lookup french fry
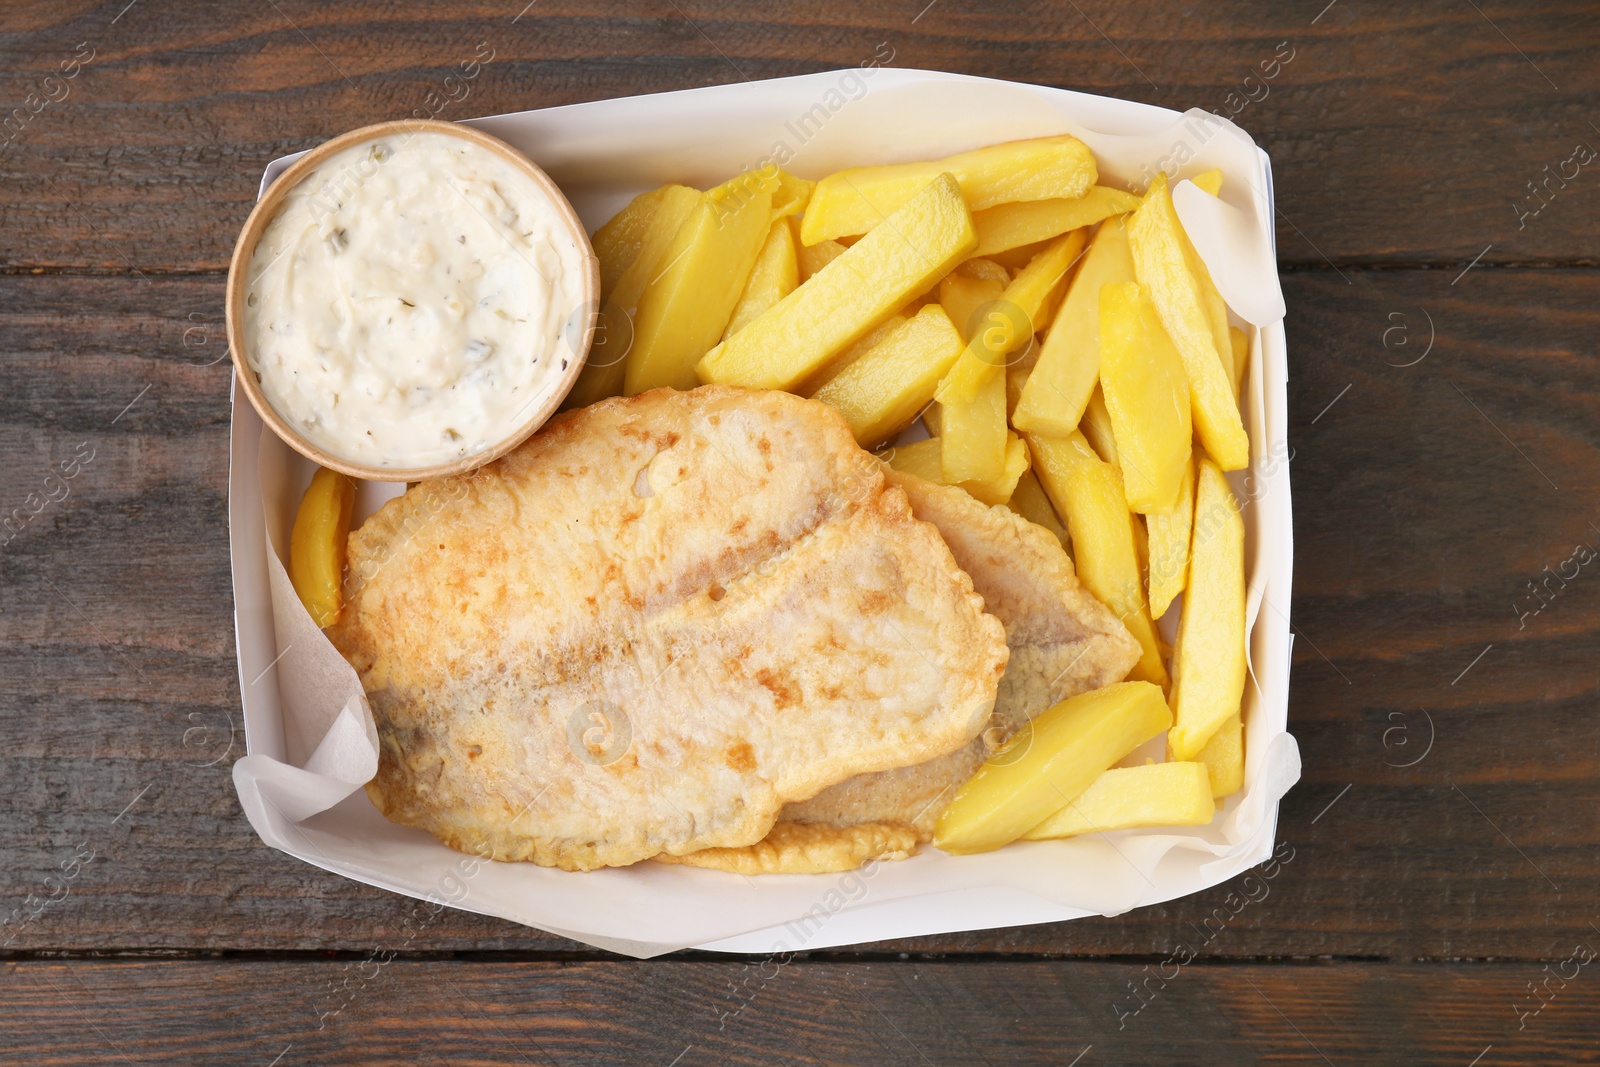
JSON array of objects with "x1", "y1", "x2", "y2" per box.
[
  {"x1": 1033, "y1": 266, "x2": 1074, "y2": 336},
  {"x1": 1133, "y1": 506, "x2": 1149, "y2": 593},
  {"x1": 771, "y1": 169, "x2": 816, "y2": 217},
  {"x1": 978, "y1": 432, "x2": 1030, "y2": 506},
  {"x1": 812, "y1": 311, "x2": 908, "y2": 383},
  {"x1": 1023, "y1": 761, "x2": 1214, "y2": 839},
  {"x1": 1006, "y1": 336, "x2": 1039, "y2": 418},
  {"x1": 881, "y1": 434, "x2": 1028, "y2": 507},
  {"x1": 592, "y1": 184, "x2": 703, "y2": 316},
  {"x1": 941, "y1": 362, "x2": 1008, "y2": 484},
  {"x1": 1191, "y1": 168, "x2": 1223, "y2": 197},
  {"x1": 1197, "y1": 260, "x2": 1235, "y2": 401},
  {"x1": 1011, "y1": 216, "x2": 1137, "y2": 438},
  {"x1": 989, "y1": 238, "x2": 1053, "y2": 272},
  {"x1": 565, "y1": 184, "x2": 701, "y2": 408},
  {"x1": 562, "y1": 311, "x2": 634, "y2": 411},
  {"x1": 933, "y1": 681, "x2": 1173, "y2": 854},
  {"x1": 1229, "y1": 325, "x2": 1250, "y2": 399},
  {"x1": 591, "y1": 184, "x2": 694, "y2": 300},
  {"x1": 940, "y1": 272, "x2": 1005, "y2": 342},
  {"x1": 1079, "y1": 385, "x2": 1120, "y2": 467},
  {"x1": 801, "y1": 135, "x2": 1097, "y2": 244},
  {"x1": 1006, "y1": 468, "x2": 1070, "y2": 549},
  {"x1": 810, "y1": 305, "x2": 965, "y2": 449},
  {"x1": 1145, "y1": 455, "x2": 1194, "y2": 618},
  {"x1": 697, "y1": 173, "x2": 977, "y2": 391},
  {"x1": 935, "y1": 228, "x2": 1088, "y2": 406},
  {"x1": 289, "y1": 466, "x2": 355, "y2": 628},
  {"x1": 1127, "y1": 173, "x2": 1248, "y2": 470},
  {"x1": 1191, "y1": 712, "x2": 1244, "y2": 798},
  {"x1": 881, "y1": 436, "x2": 945, "y2": 482},
  {"x1": 956, "y1": 257, "x2": 1012, "y2": 284},
  {"x1": 1027, "y1": 431, "x2": 1167, "y2": 685},
  {"x1": 1167, "y1": 459, "x2": 1247, "y2": 759},
  {"x1": 1097, "y1": 281, "x2": 1192, "y2": 514},
  {"x1": 796, "y1": 231, "x2": 848, "y2": 281},
  {"x1": 1180, "y1": 171, "x2": 1232, "y2": 402},
  {"x1": 624, "y1": 170, "x2": 778, "y2": 394},
  {"x1": 972, "y1": 185, "x2": 1141, "y2": 256},
  {"x1": 725, "y1": 219, "x2": 799, "y2": 339}
]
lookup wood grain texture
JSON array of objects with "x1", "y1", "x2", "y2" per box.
[
  {"x1": 5, "y1": 958, "x2": 1599, "y2": 1066},
  {"x1": 0, "y1": 0, "x2": 1597, "y2": 270},
  {"x1": 2, "y1": 268, "x2": 1598, "y2": 958}
]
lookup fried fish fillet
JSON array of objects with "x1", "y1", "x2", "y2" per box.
[
  {"x1": 328, "y1": 386, "x2": 1008, "y2": 871},
  {"x1": 657, "y1": 821, "x2": 919, "y2": 875},
  {"x1": 674, "y1": 469, "x2": 1141, "y2": 873}
]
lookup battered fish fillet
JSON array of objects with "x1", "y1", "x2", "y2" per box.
[
  {"x1": 657, "y1": 821, "x2": 919, "y2": 875},
  {"x1": 675, "y1": 469, "x2": 1141, "y2": 873},
  {"x1": 328, "y1": 386, "x2": 1008, "y2": 871}
]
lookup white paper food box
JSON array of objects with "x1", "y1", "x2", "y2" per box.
[{"x1": 229, "y1": 68, "x2": 1299, "y2": 958}]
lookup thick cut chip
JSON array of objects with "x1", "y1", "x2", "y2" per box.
[
  {"x1": 1167, "y1": 458, "x2": 1247, "y2": 759},
  {"x1": 679, "y1": 469, "x2": 1140, "y2": 872},
  {"x1": 289, "y1": 466, "x2": 354, "y2": 628},
  {"x1": 725, "y1": 219, "x2": 799, "y2": 339},
  {"x1": 804, "y1": 312, "x2": 908, "y2": 393},
  {"x1": 1097, "y1": 281, "x2": 1192, "y2": 514},
  {"x1": 1196, "y1": 261, "x2": 1234, "y2": 405},
  {"x1": 1146, "y1": 455, "x2": 1195, "y2": 618},
  {"x1": 936, "y1": 228, "x2": 1087, "y2": 405},
  {"x1": 1127, "y1": 173, "x2": 1248, "y2": 470},
  {"x1": 625, "y1": 171, "x2": 778, "y2": 394},
  {"x1": 934, "y1": 681, "x2": 1172, "y2": 854},
  {"x1": 972, "y1": 185, "x2": 1141, "y2": 256},
  {"x1": 1028, "y1": 431, "x2": 1167, "y2": 686},
  {"x1": 592, "y1": 185, "x2": 685, "y2": 299},
  {"x1": 956, "y1": 256, "x2": 1012, "y2": 284},
  {"x1": 330, "y1": 386, "x2": 1008, "y2": 871},
  {"x1": 1078, "y1": 385, "x2": 1121, "y2": 467},
  {"x1": 882, "y1": 435, "x2": 1027, "y2": 508},
  {"x1": 1229, "y1": 325, "x2": 1250, "y2": 399},
  {"x1": 990, "y1": 238, "x2": 1051, "y2": 272},
  {"x1": 809, "y1": 304, "x2": 966, "y2": 449},
  {"x1": 1191, "y1": 712, "x2": 1244, "y2": 798},
  {"x1": 984, "y1": 432, "x2": 1032, "y2": 506},
  {"x1": 796, "y1": 232, "x2": 848, "y2": 281},
  {"x1": 1007, "y1": 468, "x2": 1070, "y2": 550},
  {"x1": 1012, "y1": 215, "x2": 1138, "y2": 438},
  {"x1": 941, "y1": 365, "x2": 1009, "y2": 485},
  {"x1": 1023, "y1": 761, "x2": 1214, "y2": 839},
  {"x1": 698, "y1": 173, "x2": 977, "y2": 391},
  {"x1": 1191, "y1": 168, "x2": 1223, "y2": 197},
  {"x1": 565, "y1": 184, "x2": 701, "y2": 409},
  {"x1": 771, "y1": 169, "x2": 815, "y2": 217},
  {"x1": 1007, "y1": 336, "x2": 1041, "y2": 418},
  {"x1": 801, "y1": 135, "x2": 1097, "y2": 244},
  {"x1": 940, "y1": 272, "x2": 1006, "y2": 343}
]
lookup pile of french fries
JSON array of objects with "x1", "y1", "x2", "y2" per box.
[{"x1": 568, "y1": 135, "x2": 1253, "y2": 854}]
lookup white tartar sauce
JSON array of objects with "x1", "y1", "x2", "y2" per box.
[{"x1": 244, "y1": 131, "x2": 588, "y2": 470}]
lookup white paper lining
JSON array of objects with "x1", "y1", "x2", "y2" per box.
[{"x1": 228, "y1": 68, "x2": 1298, "y2": 957}]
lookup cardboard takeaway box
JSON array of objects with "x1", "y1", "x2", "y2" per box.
[{"x1": 228, "y1": 68, "x2": 1300, "y2": 958}]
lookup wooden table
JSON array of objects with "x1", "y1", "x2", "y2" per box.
[{"x1": 3, "y1": 1, "x2": 1598, "y2": 1062}]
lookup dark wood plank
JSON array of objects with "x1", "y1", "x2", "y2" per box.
[
  {"x1": 1, "y1": 0, "x2": 1597, "y2": 271},
  {"x1": 5, "y1": 957, "x2": 1597, "y2": 1065},
  {"x1": 3, "y1": 266, "x2": 1599, "y2": 958}
]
